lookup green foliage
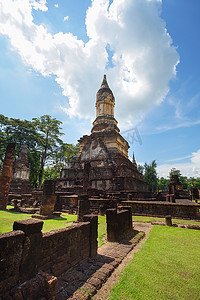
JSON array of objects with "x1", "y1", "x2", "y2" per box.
[
  {"x1": 143, "y1": 160, "x2": 158, "y2": 192},
  {"x1": 97, "y1": 215, "x2": 107, "y2": 247},
  {"x1": 43, "y1": 143, "x2": 80, "y2": 182},
  {"x1": 0, "y1": 114, "x2": 39, "y2": 168},
  {"x1": 168, "y1": 168, "x2": 200, "y2": 190},
  {"x1": 193, "y1": 178, "x2": 200, "y2": 188},
  {"x1": 158, "y1": 177, "x2": 170, "y2": 191},
  {"x1": 43, "y1": 164, "x2": 62, "y2": 181},
  {"x1": 32, "y1": 115, "x2": 64, "y2": 187},
  {"x1": 137, "y1": 164, "x2": 144, "y2": 175},
  {"x1": 110, "y1": 226, "x2": 200, "y2": 300},
  {"x1": 0, "y1": 114, "x2": 79, "y2": 188},
  {"x1": 169, "y1": 167, "x2": 182, "y2": 179}
]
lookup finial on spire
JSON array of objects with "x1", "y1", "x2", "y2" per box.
[
  {"x1": 96, "y1": 74, "x2": 115, "y2": 103},
  {"x1": 100, "y1": 74, "x2": 109, "y2": 89}
]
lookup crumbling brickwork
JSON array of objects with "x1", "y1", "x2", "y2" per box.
[
  {"x1": 0, "y1": 143, "x2": 15, "y2": 210},
  {"x1": 0, "y1": 216, "x2": 98, "y2": 297}
]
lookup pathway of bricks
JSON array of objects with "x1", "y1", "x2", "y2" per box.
[{"x1": 55, "y1": 222, "x2": 153, "y2": 300}]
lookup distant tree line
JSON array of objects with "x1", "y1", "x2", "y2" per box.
[
  {"x1": 0, "y1": 114, "x2": 79, "y2": 188},
  {"x1": 138, "y1": 162, "x2": 200, "y2": 192}
]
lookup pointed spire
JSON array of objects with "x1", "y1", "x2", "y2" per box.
[
  {"x1": 132, "y1": 152, "x2": 137, "y2": 167},
  {"x1": 96, "y1": 74, "x2": 115, "y2": 103},
  {"x1": 100, "y1": 74, "x2": 109, "y2": 89}
]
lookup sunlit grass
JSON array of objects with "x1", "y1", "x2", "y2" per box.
[
  {"x1": 110, "y1": 226, "x2": 200, "y2": 300},
  {"x1": 0, "y1": 209, "x2": 77, "y2": 234},
  {"x1": 97, "y1": 215, "x2": 107, "y2": 247},
  {"x1": 0, "y1": 209, "x2": 107, "y2": 247}
]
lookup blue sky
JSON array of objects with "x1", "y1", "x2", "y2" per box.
[{"x1": 0, "y1": 0, "x2": 200, "y2": 178}]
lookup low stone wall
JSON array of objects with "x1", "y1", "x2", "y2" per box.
[
  {"x1": 0, "y1": 216, "x2": 98, "y2": 296},
  {"x1": 106, "y1": 207, "x2": 132, "y2": 242},
  {"x1": 122, "y1": 200, "x2": 200, "y2": 219}
]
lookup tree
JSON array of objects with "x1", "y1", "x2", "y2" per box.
[
  {"x1": 193, "y1": 178, "x2": 200, "y2": 189},
  {"x1": 158, "y1": 177, "x2": 170, "y2": 191},
  {"x1": 0, "y1": 114, "x2": 79, "y2": 188},
  {"x1": 169, "y1": 168, "x2": 190, "y2": 189},
  {"x1": 143, "y1": 160, "x2": 158, "y2": 192},
  {"x1": 169, "y1": 168, "x2": 182, "y2": 179},
  {"x1": 54, "y1": 143, "x2": 79, "y2": 167},
  {"x1": 32, "y1": 115, "x2": 64, "y2": 188},
  {"x1": 43, "y1": 143, "x2": 79, "y2": 182},
  {"x1": 180, "y1": 176, "x2": 188, "y2": 189},
  {"x1": 0, "y1": 114, "x2": 38, "y2": 168},
  {"x1": 0, "y1": 114, "x2": 41, "y2": 186},
  {"x1": 137, "y1": 164, "x2": 144, "y2": 175}
]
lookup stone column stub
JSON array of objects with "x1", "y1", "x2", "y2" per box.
[{"x1": 0, "y1": 143, "x2": 16, "y2": 210}]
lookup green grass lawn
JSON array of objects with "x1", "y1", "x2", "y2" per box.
[
  {"x1": 0, "y1": 209, "x2": 107, "y2": 247},
  {"x1": 110, "y1": 225, "x2": 200, "y2": 300},
  {"x1": 97, "y1": 215, "x2": 107, "y2": 247},
  {"x1": 133, "y1": 215, "x2": 200, "y2": 226},
  {"x1": 0, "y1": 209, "x2": 77, "y2": 233}
]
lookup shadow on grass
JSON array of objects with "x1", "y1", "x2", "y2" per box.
[
  {"x1": 6, "y1": 209, "x2": 32, "y2": 215},
  {"x1": 6, "y1": 209, "x2": 77, "y2": 222}
]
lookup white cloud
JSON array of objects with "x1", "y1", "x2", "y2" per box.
[
  {"x1": 155, "y1": 119, "x2": 200, "y2": 133},
  {"x1": 30, "y1": 0, "x2": 48, "y2": 11},
  {"x1": 54, "y1": 4, "x2": 58, "y2": 8},
  {"x1": 163, "y1": 155, "x2": 192, "y2": 163},
  {"x1": 157, "y1": 149, "x2": 200, "y2": 178},
  {"x1": 0, "y1": 0, "x2": 179, "y2": 128},
  {"x1": 64, "y1": 15, "x2": 69, "y2": 21}
]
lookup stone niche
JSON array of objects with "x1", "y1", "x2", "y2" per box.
[{"x1": 59, "y1": 75, "x2": 147, "y2": 194}]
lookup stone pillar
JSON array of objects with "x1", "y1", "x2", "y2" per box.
[
  {"x1": 106, "y1": 208, "x2": 117, "y2": 242},
  {"x1": 83, "y1": 162, "x2": 91, "y2": 193},
  {"x1": 39, "y1": 180, "x2": 57, "y2": 217},
  {"x1": 170, "y1": 194, "x2": 175, "y2": 203},
  {"x1": 13, "y1": 219, "x2": 43, "y2": 283},
  {"x1": 0, "y1": 143, "x2": 15, "y2": 210},
  {"x1": 77, "y1": 195, "x2": 90, "y2": 222},
  {"x1": 83, "y1": 215, "x2": 98, "y2": 256},
  {"x1": 99, "y1": 204, "x2": 106, "y2": 216},
  {"x1": 165, "y1": 215, "x2": 172, "y2": 226},
  {"x1": 118, "y1": 206, "x2": 133, "y2": 230}
]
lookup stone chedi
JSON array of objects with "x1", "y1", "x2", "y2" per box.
[
  {"x1": 60, "y1": 75, "x2": 147, "y2": 192},
  {"x1": 9, "y1": 145, "x2": 32, "y2": 194}
]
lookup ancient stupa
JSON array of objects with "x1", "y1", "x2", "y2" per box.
[
  {"x1": 9, "y1": 145, "x2": 32, "y2": 194},
  {"x1": 60, "y1": 75, "x2": 147, "y2": 192}
]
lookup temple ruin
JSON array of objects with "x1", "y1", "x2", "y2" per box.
[
  {"x1": 60, "y1": 75, "x2": 148, "y2": 193},
  {"x1": 9, "y1": 145, "x2": 32, "y2": 194}
]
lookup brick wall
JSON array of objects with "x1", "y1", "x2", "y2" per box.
[
  {"x1": 122, "y1": 200, "x2": 200, "y2": 219},
  {"x1": 0, "y1": 216, "x2": 98, "y2": 296}
]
